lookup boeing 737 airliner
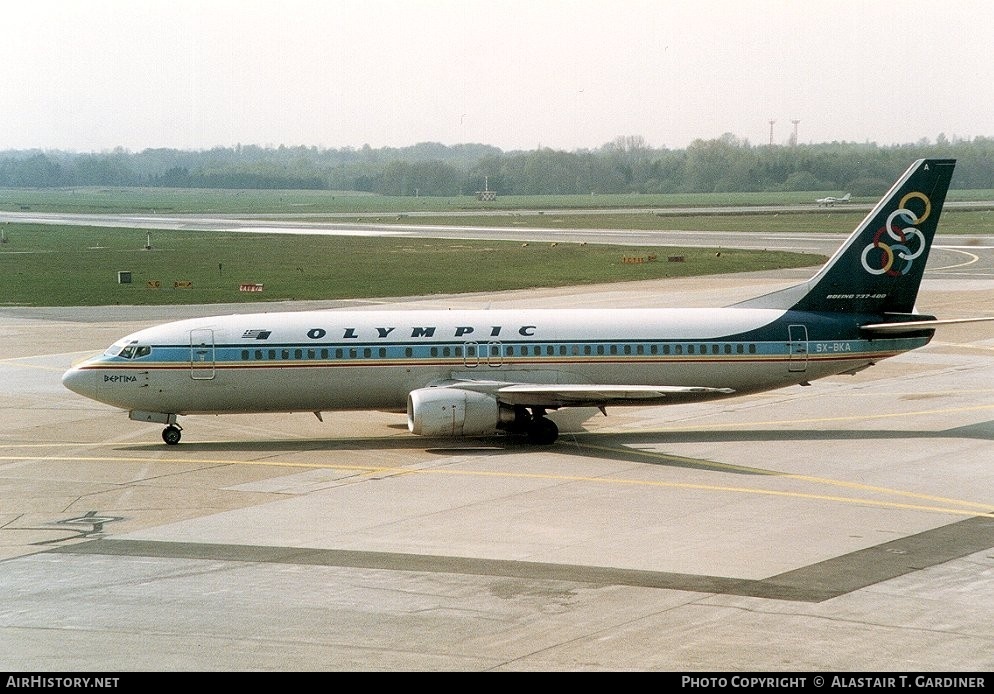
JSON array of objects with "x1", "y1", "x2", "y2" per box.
[{"x1": 63, "y1": 159, "x2": 982, "y2": 445}]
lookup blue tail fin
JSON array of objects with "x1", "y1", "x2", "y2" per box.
[{"x1": 734, "y1": 159, "x2": 955, "y2": 314}]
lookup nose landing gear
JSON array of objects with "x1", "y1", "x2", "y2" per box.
[{"x1": 129, "y1": 411, "x2": 183, "y2": 445}]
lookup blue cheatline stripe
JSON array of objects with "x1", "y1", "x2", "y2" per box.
[{"x1": 85, "y1": 336, "x2": 925, "y2": 371}]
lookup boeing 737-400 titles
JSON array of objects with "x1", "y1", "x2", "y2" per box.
[{"x1": 63, "y1": 159, "x2": 990, "y2": 445}]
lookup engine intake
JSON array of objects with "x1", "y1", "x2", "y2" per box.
[{"x1": 407, "y1": 387, "x2": 519, "y2": 437}]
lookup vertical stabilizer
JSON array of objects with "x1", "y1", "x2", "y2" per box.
[{"x1": 734, "y1": 159, "x2": 955, "y2": 314}]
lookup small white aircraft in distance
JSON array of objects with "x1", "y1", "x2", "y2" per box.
[
  {"x1": 817, "y1": 192, "x2": 852, "y2": 207},
  {"x1": 63, "y1": 159, "x2": 991, "y2": 446}
]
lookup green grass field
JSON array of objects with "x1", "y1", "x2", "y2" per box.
[
  {"x1": 0, "y1": 224, "x2": 823, "y2": 307},
  {"x1": 3, "y1": 185, "x2": 994, "y2": 215},
  {"x1": 3, "y1": 187, "x2": 845, "y2": 214},
  {"x1": 5, "y1": 185, "x2": 988, "y2": 307}
]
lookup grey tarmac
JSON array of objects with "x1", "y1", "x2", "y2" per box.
[{"x1": 1, "y1": 236, "x2": 994, "y2": 671}]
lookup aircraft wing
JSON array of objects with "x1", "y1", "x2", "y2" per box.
[{"x1": 444, "y1": 379, "x2": 734, "y2": 409}]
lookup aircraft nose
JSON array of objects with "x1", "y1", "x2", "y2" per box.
[{"x1": 62, "y1": 366, "x2": 97, "y2": 398}]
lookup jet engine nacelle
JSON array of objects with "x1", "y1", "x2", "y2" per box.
[{"x1": 407, "y1": 387, "x2": 519, "y2": 437}]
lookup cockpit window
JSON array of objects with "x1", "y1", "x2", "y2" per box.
[{"x1": 104, "y1": 342, "x2": 150, "y2": 359}]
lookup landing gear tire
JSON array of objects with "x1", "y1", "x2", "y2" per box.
[
  {"x1": 162, "y1": 424, "x2": 182, "y2": 445},
  {"x1": 526, "y1": 417, "x2": 559, "y2": 445}
]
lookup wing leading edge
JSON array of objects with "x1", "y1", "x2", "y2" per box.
[{"x1": 445, "y1": 379, "x2": 735, "y2": 409}]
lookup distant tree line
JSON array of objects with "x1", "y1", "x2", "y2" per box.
[{"x1": 2, "y1": 134, "x2": 993, "y2": 195}]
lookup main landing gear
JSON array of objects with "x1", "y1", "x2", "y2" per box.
[
  {"x1": 520, "y1": 407, "x2": 559, "y2": 445},
  {"x1": 162, "y1": 424, "x2": 183, "y2": 445},
  {"x1": 526, "y1": 416, "x2": 559, "y2": 445}
]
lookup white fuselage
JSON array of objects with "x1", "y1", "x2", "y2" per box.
[{"x1": 63, "y1": 306, "x2": 926, "y2": 416}]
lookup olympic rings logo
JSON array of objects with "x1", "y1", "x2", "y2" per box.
[{"x1": 860, "y1": 191, "x2": 931, "y2": 276}]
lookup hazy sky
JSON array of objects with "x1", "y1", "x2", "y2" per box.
[{"x1": 5, "y1": 0, "x2": 994, "y2": 153}]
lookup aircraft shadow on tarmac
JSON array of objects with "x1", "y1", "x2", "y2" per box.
[
  {"x1": 570, "y1": 419, "x2": 994, "y2": 445},
  {"x1": 117, "y1": 419, "x2": 994, "y2": 476}
]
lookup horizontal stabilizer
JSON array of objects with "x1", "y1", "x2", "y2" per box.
[{"x1": 861, "y1": 316, "x2": 994, "y2": 334}]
